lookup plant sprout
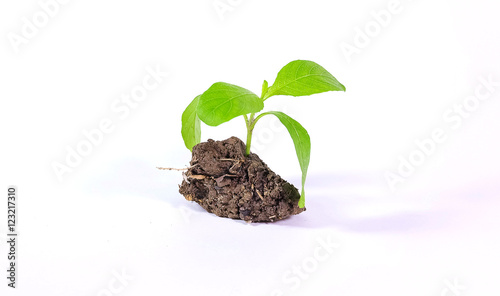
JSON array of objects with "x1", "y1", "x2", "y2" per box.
[{"x1": 181, "y1": 60, "x2": 345, "y2": 207}]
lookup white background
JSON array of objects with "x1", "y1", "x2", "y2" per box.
[{"x1": 1, "y1": 0, "x2": 499, "y2": 295}]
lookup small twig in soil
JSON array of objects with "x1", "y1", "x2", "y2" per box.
[
  {"x1": 188, "y1": 175, "x2": 206, "y2": 180},
  {"x1": 182, "y1": 172, "x2": 190, "y2": 184},
  {"x1": 219, "y1": 158, "x2": 241, "y2": 162},
  {"x1": 256, "y1": 190, "x2": 264, "y2": 201}
]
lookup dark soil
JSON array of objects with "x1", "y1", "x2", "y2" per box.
[{"x1": 179, "y1": 137, "x2": 305, "y2": 222}]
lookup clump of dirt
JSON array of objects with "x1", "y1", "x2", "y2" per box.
[{"x1": 179, "y1": 137, "x2": 305, "y2": 222}]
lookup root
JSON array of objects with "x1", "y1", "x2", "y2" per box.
[
  {"x1": 157, "y1": 167, "x2": 188, "y2": 171},
  {"x1": 157, "y1": 164, "x2": 198, "y2": 171}
]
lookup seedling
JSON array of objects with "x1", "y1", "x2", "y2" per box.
[{"x1": 181, "y1": 60, "x2": 345, "y2": 208}]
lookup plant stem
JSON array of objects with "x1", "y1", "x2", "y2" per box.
[
  {"x1": 243, "y1": 114, "x2": 249, "y2": 126},
  {"x1": 244, "y1": 112, "x2": 273, "y2": 156},
  {"x1": 245, "y1": 113, "x2": 255, "y2": 156},
  {"x1": 244, "y1": 82, "x2": 271, "y2": 155},
  {"x1": 250, "y1": 113, "x2": 267, "y2": 129},
  {"x1": 245, "y1": 126, "x2": 253, "y2": 156}
]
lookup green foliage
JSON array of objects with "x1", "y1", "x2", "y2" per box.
[
  {"x1": 259, "y1": 111, "x2": 310, "y2": 208},
  {"x1": 181, "y1": 95, "x2": 201, "y2": 151},
  {"x1": 263, "y1": 60, "x2": 345, "y2": 100},
  {"x1": 181, "y1": 60, "x2": 345, "y2": 208},
  {"x1": 196, "y1": 82, "x2": 264, "y2": 126}
]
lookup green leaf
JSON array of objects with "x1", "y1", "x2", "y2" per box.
[
  {"x1": 261, "y1": 111, "x2": 310, "y2": 208},
  {"x1": 261, "y1": 80, "x2": 269, "y2": 99},
  {"x1": 264, "y1": 60, "x2": 345, "y2": 100},
  {"x1": 181, "y1": 95, "x2": 201, "y2": 151},
  {"x1": 197, "y1": 82, "x2": 264, "y2": 126}
]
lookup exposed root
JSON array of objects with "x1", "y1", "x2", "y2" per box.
[
  {"x1": 157, "y1": 167, "x2": 188, "y2": 171},
  {"x1": 157, "y1": 164, "x2": 198, "y2": 171}
]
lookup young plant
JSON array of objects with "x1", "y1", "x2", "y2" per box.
[{"x1": 181, "y1": 60, "x2": 345, "y2": 208}]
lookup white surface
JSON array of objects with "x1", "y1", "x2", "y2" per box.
[{"x1": 1, "y1": 0, "x2": 499, "y2": 295}]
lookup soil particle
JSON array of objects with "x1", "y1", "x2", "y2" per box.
[{"x1": 178, "y1": 137, "x2": 305, "y2": 222}]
